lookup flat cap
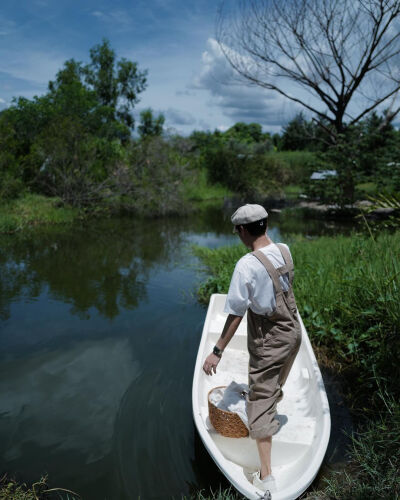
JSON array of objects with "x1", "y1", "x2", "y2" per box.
[{"x1": 231, "y1": 204, "x2": 268, "y2": 225}]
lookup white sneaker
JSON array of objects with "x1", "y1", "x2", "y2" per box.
[{"x1": 252, "y1": 470, "x2": 276, "y2": 492}]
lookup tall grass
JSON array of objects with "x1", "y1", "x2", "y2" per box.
[
  {"x1": 183, "y1": 168, "x2": 232, "y2": 205},
  {"x1": 309, "y1": 390, "x2": 400, "y2": 499},
  {"x1": 292, "y1": 233, "x2": 400, "y2": 396},
  {"x1": 194, "y1": 232, "x2": 400, "y2": 394},
  {"x1": 0, "y1": 194, "x2": 78, "y2": 233}
]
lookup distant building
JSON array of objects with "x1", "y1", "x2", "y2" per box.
[{"x1": 310, "y1": 170, "x2": 337, "y2": 180}]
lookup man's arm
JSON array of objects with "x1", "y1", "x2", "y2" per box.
[{"x1": 202, "y1": 314, "x2": 243, "y2": 376}]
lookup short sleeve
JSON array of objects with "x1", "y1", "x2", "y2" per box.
[{"x1": 223, "y1": 262, "x2": 251, "y2": 316}]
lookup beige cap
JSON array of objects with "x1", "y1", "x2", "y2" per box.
[{"x1": 231, "y1": 204, "x2": 268, "y2": 225}]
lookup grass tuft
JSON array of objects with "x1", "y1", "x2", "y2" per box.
[
  {"x1": 183, "y1": 168, "x2": 232, "y2": 205},
  {"x1": 0, "y1": 194, "x2": 78, "y2": 233}
]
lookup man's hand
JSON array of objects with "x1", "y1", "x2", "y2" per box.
[
  {"x1": 202, "y1": 314, "x2": 242, "y2": 376},
  {"x1": 203, "y1": 353, "x2": 221, "y2": 376}
]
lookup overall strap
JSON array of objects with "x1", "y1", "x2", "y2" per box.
[
  {"x1": 252, "y1": 250, "x2": 283, "y2": 294},
  {"x1": 276, "y1": 243, "x2": 294, "y2": 285}
]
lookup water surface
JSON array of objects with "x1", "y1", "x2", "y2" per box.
[{"x1": 0, "y1": 208, "x2": 353, "y2": 499}]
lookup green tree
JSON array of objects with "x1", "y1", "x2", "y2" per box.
[
  {"x1": 138, "y1": 108, "x2": 165, "y2": 138},
  {"x1": 83, "y1": 38, "x2": 147, "y2": 130},
  {"x1": 281, "y1": 113, "x2": 315, "y2": 151},
  {"x1": 0, "y1": 39, "x2": 147, "y2": 203},
  {"x1": 224, "y1": 122, "x2": 264, "y2": 143}
]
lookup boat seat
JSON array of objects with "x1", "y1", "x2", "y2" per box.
[{"x1": 200, "y1": 406, "x2": 315, "y2": 468}]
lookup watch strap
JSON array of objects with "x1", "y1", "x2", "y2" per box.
[{"x1": 213, "y1": 345, "x2": 223, "y2": 358}]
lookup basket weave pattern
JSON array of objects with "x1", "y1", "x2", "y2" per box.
[{"x1": 208, "y1": 386, "x2": 249, "y2": 438}]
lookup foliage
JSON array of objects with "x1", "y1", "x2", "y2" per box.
[
  {"x1": 183, "y1": 168, "x2": 232, "y2": 205},
  {"x1": 281, "y1": 113, "x2": 317, "y2": 151},
  {"x1": 0, "y1": 194, "x2": 77, "y2": 233},
  {"x1": 138, "y1": 108, "x2": 165, "y2": 138},
  {"x1": 122, "y1": 136, "x2": 189, "y2": 216},
  {"x1": 0, "y1": 475, "x2": 80, "y2": 500},
  {"x1": 34, "y1": 118, "x2": 126, "y2": 207},
  {"x1": 0, "y1": 39, "x2": 147, "y2": 207},
  {"x1": 193, "y1": 232, "x2": 400, "y2": 398},
  {"x1": 363, "y1": 192, "x2": 400, "y2": 229},
  {"x1": 309, "y1": 393, "x2": 400, "y2": 500},
  {"x1": 223, "y1": 122, "x2": 270, "y2": 146},
  {"x1": 297, "y1": 112, "x2": 400, "y2": 204},
  {"x1": 80, "y1": 38, "x2": 147, "y2": 130},
  {"x1": 193, "y1": 244, "x2": 247, "y2": 302},
  {"x1": 292, "y1": 233, "x2": 400, "y2": 398},
  {"x1": 200, "y1": 138, "x2": 317, "y2": 198}
]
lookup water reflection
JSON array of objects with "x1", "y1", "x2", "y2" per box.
[
  {"x1": 0, "y1": 218, "x2": 185, "y2": 321},
  {"x1": 0, "y1": 338, "x2": 139, "y2": 464}
]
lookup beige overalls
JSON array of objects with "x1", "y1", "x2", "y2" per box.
[{"x1": 246, "y1": 243, "x2": 302, "y2": 440}]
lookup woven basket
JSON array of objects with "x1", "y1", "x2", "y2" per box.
[{"x1": 208, "y1": 385, "x2": 249, "y2": 438}]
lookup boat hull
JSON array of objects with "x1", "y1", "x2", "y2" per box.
[{"x1": 192, "y1": 294, "x2": 331, "y2": 500}]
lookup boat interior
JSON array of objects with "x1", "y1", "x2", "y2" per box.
[{"x1": 195, "y1": 295, "x2": 330, "y2": 494}]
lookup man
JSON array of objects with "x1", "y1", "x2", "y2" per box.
[{"x1": 203, "y1": 204, "x2": 301, "y2": 492}]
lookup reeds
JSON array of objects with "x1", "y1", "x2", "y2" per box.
[{"x1": 194, "y1": 232, "x2": 400, "y2": 396}]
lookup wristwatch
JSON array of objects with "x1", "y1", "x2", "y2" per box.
[{"x1": 213, "y1": 345, "x2": 223, "y2": 358}]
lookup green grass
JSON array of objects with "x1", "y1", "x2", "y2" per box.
[
  {"x1": 0, "y1": 194, "x2": 78, "y2": 233},
  {"x1": 183, "y1": 168, "x2": 232, "y2": 205},
  {"x1": 282, "y1": 184, "x2": 304, "y2": 198},
  {"x1": 308, "y1": 390, "x2": 400, "y2": 499},
  {"x1": 355, "y1": 182, "x2": 378, "y2": 196},
  {"x1": 0, "y1": 478, "x2": 36, "y2": 500},
  {"x1": 194, "y1": 232, "x2": 400, "y2": 395},
  {"x1": 0, "y1": 476, "x2": 80, "y2": 500}
]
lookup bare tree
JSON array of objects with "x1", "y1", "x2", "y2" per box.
[{"x1": 217, "y1": 0, "x2": 400, "y2": 141}]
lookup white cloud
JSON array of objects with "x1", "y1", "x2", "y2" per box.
[
  {"x1": 0, "y1": 98, "x2": 5, "y2": 104},
  {"x1": 164, "y1": 108, "x2": 196, "y2": 126},
  {"x1": 192, "y1": 38, "x2": 299, "y2": 130},
  {"x1": 175, "y1": 89, "x2": 196, "y2": 97}
]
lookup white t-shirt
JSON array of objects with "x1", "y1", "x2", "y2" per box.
[{"x1": 224, "y1": 243, "x2": 291, "y2": 317}]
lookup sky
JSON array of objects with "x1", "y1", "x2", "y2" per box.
[{"x1": 0, "y1": 0, "x2": 299, "y2": 135}]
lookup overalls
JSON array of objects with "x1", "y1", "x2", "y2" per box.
[{"x1": 246, "y1": 243, "x2": 302, "y2": 440}]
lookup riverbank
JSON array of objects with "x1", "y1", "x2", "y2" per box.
[
  {"x1": 0, "y1": 173, "x2": 231, "y2": 234},
  {"x1": 0, "y1": 194, "x2": 79, "y2": 234},
  {"x1": 2, "y1": 183, "x2": 395, "y2": 236},
  {"x1": 193, "y1": 231, "x2": 400, "y2": 498}
]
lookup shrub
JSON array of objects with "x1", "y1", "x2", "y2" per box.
[{"x1": 123, "y1": 136, "x2": 189, "y2": 216}]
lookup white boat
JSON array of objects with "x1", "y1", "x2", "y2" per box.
[{"x1": 192, "y1": 294, "x2": 331, "y2": 500}]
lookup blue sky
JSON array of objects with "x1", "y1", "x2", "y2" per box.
[{"x1": 0, "y1": 0, "x2": 297, "y2": 135}]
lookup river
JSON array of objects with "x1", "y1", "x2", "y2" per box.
[{"x1": 0, "y1": 207, "x2": 353, "y2": 499}]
